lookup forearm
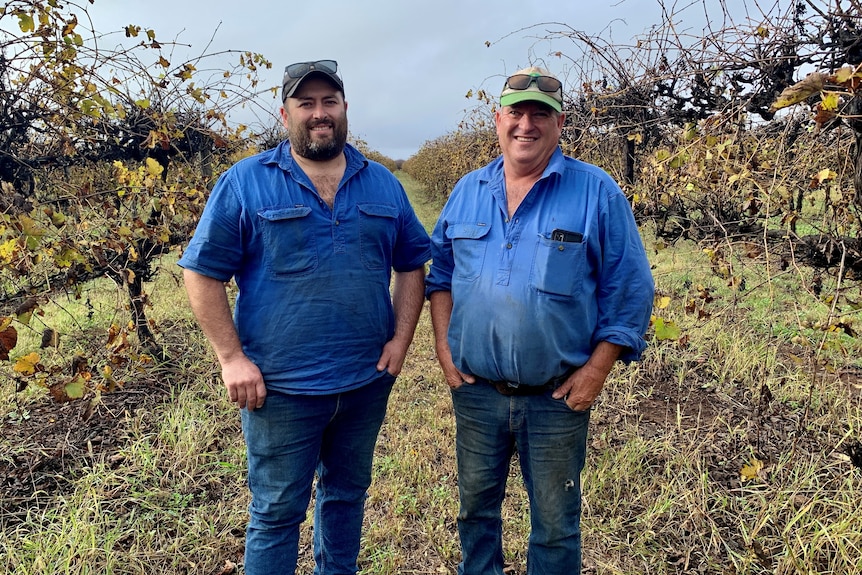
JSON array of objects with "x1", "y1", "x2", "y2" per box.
[
  {"x1": 428, "y1": 290, "x2": 453, "y2": 351},
  {"x1": 583, "y1": 340, "x2": 624, "y2": 382},
  {"x1": 183, "y1": 269, "x2": 266, "y2": 410},
  {"x1": 182, "y1": 269, "x2": 245, "y2": 365},
  {"x1": 391, "y1": 267, "x2": 426, "y2": 346}
]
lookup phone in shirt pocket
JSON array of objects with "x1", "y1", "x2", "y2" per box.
[
  {"x1": 531, "y1": 230, "x2": 586, "y2": 296},
  {"x1": 551, "y1": 229, "x2": 583, "y2": 243}
]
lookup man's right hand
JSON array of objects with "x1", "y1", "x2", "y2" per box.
[
  {"x1": 221, "y1": 355, "x2": 267, "y2": 410},
  {"x1": 428, "y1": 290, "x2": 475, "y2": 389},
  {"x1": 435, "y1": 344, "x2": 475, "y2": 390}
]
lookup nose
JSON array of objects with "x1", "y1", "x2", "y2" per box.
[
  {"x1": 310, "y1": 102, "x2": 328, "y2": 119},
  {"x1": 517, "y1": 112, "x2": 537, "y2": 130}
]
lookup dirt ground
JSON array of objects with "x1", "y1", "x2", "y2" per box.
[{"x1": 2, "y1": 355, "x2": 861, "y2": 574}]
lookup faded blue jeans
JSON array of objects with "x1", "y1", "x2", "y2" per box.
[
  {"x1": 240, "y1": 372, "x2": 396, "y2": 575},
  {"x1": 451, "y1": 379, "x2": 590, "y2": 575}
]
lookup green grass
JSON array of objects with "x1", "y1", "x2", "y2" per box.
[{"x1": 1, "y1": 171, "x2": 860, "y2": 574}]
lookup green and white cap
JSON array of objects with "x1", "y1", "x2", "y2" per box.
[{"x1": 500, "y1": 66, "x2": 563, "y2": 112}]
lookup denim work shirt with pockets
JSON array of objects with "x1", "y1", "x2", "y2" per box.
[
  {"x1": 425, "y1": 147, "x2": 654, "y2": 386},
  {"x1": 179, "y1": 141, "x2": 431, "y2": 394}
]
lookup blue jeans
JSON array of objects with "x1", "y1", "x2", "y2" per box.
[
  {"x1": 451, "y1": 379, "x2": 590, "y2": 575},
  {"x1": 240, "y1": 372, "x2": 396, "y2": 575}
]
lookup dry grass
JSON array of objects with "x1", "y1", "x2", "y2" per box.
[{"x1": 1, "y1": 172, "x2": 860, "y2": 574}]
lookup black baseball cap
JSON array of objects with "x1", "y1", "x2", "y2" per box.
[{"x1": 282, "y1": 59, "x2": 344, "y2": 101}]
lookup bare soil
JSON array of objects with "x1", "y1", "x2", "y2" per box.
[{"x1": 2, "y1": 350, "x2": 861, "y2": 574}]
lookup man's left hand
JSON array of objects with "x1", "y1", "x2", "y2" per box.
[
  {"x1": 552, "y1": 364, "x2": 607, "y2": 411},
  {"x1": 376, "y1": 338, "x2": 410, "y2": 376}
]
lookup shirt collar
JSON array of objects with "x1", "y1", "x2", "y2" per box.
[
  {"x1": 257, "y1": 140, "x2": 367, "y2": 176},
  {"x1": 482, "y1": 146, "x2": 565, "y2": 186}
]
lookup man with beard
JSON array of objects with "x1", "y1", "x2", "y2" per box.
[{"x1": 179, "y1": 60, "x2": 431, "y2": 575}]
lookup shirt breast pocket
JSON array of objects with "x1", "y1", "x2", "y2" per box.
[
  {"x1": 531, "y1": 235, "x2": 586, "y2": 297},
  {"x1": 358, "y1": 203, "x2": 398, "y2": 270},
  {"x1": 258, "y1": 206, "x2": 318, "y2": 277},
  {"x1": 446, "y1": 223, "x2": 491, "y2": 281}
]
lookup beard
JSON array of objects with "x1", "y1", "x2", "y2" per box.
[{"x1": 289, "y1": 116, "x2": 348, "y2": 161}]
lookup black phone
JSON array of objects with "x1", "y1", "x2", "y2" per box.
[{"x1": 551, "y1": 229, "x2": 583, "y2": 243}]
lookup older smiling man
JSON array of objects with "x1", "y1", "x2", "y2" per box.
[{"x1": 426, "y1": 66, "x2": 654, "y2": 575}]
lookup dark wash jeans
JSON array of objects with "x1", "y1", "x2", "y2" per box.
[
  {"x1": 240, "y1": 372, "x2": 396, "y2": 575},
  {"x1": 450, "y1": 379, "x2": 590, "y2": 575}
]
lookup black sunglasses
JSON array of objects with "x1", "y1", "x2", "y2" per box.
[
  {"x1": 284, "y1": 60, "x2": 338, "y2": 79},
  {"x1": 505, "y1": 74, "x2": 562, "y2": 93}
]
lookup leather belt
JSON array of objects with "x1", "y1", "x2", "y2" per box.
[{"x1": 485, "y1": 367, "x2": 576, "y2": 396}]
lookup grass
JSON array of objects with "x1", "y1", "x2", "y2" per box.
[{"x1": 1, "y1": 171, "x2": 861, "y2": 574}]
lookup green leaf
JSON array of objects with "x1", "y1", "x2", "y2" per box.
[
  {"x1": 653, "y1": 317, "x2": 681, "y2": 341},
  {"x1": 669, "y1": 153, "x2": 689, "y2": 169},
  {"x1": 18, "y1": 14, "x2": 35, "y2": 33},
  {"x1": 65, "y1": 376, "x2": 87, "y2": 400}
]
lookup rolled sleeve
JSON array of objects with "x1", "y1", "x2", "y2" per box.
[
  {"x1": 593, "y1": 191, "x2": 654, "y2": 362},
  {"x1": 425, "y1": 214, "x2": 455, "y2": 297},
  {"x1": 177, "y1": 172, "x2": 244, "y2": 282}
]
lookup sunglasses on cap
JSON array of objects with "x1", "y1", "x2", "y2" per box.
[
  {"x1": 284, "y1": 59, "x2": 338, "y2": 78},
  {"x1": 505, "y1": 74, "x2": 562, "y2": 93}
]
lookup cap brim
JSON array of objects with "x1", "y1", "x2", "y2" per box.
[
  {"x1": 283, "y1": 70, "x2": 344, "y2": 100},
  {"x1": 500, "y1": 91, "x2": 561, "y2": 113}
]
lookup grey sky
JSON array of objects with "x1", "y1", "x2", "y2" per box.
[{"x1": 87, "y1": 0, "x2": 727, "y2": 160}]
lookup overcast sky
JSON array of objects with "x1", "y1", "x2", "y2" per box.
[{"x1": 84, "y1": 0, "x2": 751, "y2": 160}]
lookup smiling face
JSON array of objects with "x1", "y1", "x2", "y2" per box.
[
  {"x1": 495, "y1": 100, "x2": 565, "y2": 175},
  {"x1": 280, "y1": 76, "x2": 348, "y2": 162}
]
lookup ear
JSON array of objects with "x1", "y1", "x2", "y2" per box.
[{"x1": 279, "y1": 105, "x2": 290, "y2": 130}]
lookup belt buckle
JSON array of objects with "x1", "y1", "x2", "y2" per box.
[{"x1": 493, "y1": 381, "x2": 516, "y2": 396}]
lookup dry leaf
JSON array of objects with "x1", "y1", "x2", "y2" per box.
[
  {"x1": 770, "y1": 72, "x2": 828, "y2": 111},
  {"x1": 740, "y1": 457, "x2": 765, "y2": 482}
]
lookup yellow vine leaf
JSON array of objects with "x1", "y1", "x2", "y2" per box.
[
  {"x1": 656, "y1": 296, "x2": 671, "y2": 309},
  {"x1": 740, "y1": 457, "x2": 764, "y2": 482},
  {"x1": 14, "y1": 352, "x2": 42, "y2": 376},
  {"x1": 0, "y1": 238, "x2": 19, "y2": 263},
  {"x1": 145, "y1": 157, "x2": 164, "y2": 178},
  {"x1": 820, "y1": 92, "x2": 840, "y2": 111},
  {"x1": 835, "y1": 65, "x2": 858, "y2": 84},
  {"x1": 817, "y1": 168, "x2": 837, "y2": 181}
]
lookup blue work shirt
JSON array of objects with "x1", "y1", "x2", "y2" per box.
[
  {"x1": 425, "y1": 148, "x2": 654, "y2": 386},
  {"x1": 178, "y1": 141, "x2": 431, "y2": 394}
]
